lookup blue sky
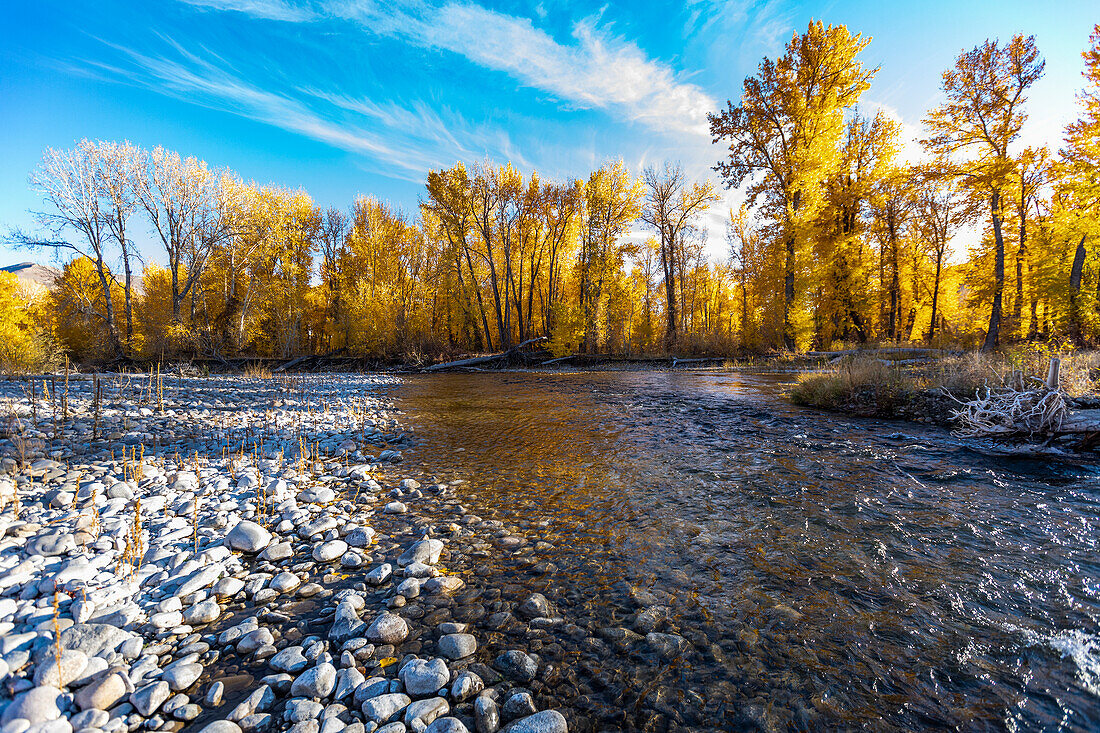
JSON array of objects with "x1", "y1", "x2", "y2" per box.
[{"x1": 1, "y1": 0, "x2": 1096, "y2": 265}]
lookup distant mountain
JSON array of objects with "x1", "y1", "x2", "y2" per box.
[{"x1": 1, "y1": 262, "x2": 61, "y2": 288}]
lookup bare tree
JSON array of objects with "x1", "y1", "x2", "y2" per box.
[
  {"x1": 137, "y1": 146, "x2": 232, "y2": 323},
  {"x1": 94, "y1": 141, "x2": 144, "y2": 353},
  {"x1": 641, "y1": 162, "x2": 718, "y2": 351},
  {"x1": 14, "y1": 140, "x2": 123, "y2": 357}
]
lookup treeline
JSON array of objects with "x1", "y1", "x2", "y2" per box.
[{"x1": 4, "y1": 22, "x2": 1100, "y2": 368}]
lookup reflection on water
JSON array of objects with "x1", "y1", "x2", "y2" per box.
[{"x1": 394, "y1": 371, "x2": 1100, "y2": 731}]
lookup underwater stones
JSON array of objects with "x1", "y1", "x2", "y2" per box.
[{"x1": 493, "y1": 651, "x2": 537, "y2": 684}]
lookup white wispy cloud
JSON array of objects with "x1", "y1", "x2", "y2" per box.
[
  {"x1": 181, "y1": 0, "x2": 718, "y2": 136},
  {"x1": 177, "y1": 0, "x2": 316, "y2": 22},
  {"x1": 76, "y1": 37, "x2": 522, "y2": 182}
]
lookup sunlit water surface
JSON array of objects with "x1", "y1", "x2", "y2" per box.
[{"x1": 391, "y1": 371, "x2": 1100, "y2": 731}]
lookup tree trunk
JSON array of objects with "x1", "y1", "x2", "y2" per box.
[
  {"x1": 928, "y1": 254, "x2": 943, "y2": 343},
  {"x1": 662, "y1": 229, "x2": 677, "y2": 352},
  {"x1": 1069, "y1": 233, "x2": 1088, "y2": 343},
  {"x1": 981, "y1": 190, "x2": 1005, "y2": 353}
]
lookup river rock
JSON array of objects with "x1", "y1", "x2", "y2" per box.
[
  {"x1": 365, "y1": 564, "x2": 392, "y2": 585},
  {"x1": 362, "y1": 693, "x2": 411, "y2": 724},
  {"x1": 493, "y1": 651, "x2": 537, "y2": 683},
  {"x1": 500, "y1": 693, "x2": 536, "y2": 722},
  {"x1": 517, "y1": 594, "x2": 551, "y2": 620},
  {"x1": 1, "y1": 686, "x2": 63, "y2": 725},
  {"x1": 449, "y1": 672, "x2": 483, "y2": 702},
  {"x1": 58, "y1": 623, "x2": 131, "y2": 658},
  {"x1": 345, "y1": 528, "x2": 375, "y2": 548},
  {"x1": 405, "y1": 697, "x2": 449, "y2": 728},
  {"x1": 399, "y1": 658, "x2": 449, "y2": 697},
  {"x1": 313, "y1": 540, "x2": 348, "y2": 563},
  {"x1": 437, "y1": 634, "x2": 476, "y2": 660},
  {"x1": 131, "y1": 680, "x2": 171, "y2": 716},
  {"x1": 398, "y1": 539, "x2": 443, "y2": 567},
  {"x1": 366, "y1": 613, "x2": 408, "y2": 645},
  {"x1": 291, "y1": 663, "x2": 337, "y2": 699},
  {"x1": 422, "y1": 577, "x2": 464, "y2": 595},
  {"x1": 198, "y1": 722, "x2": 242, "y2": 733},
  {"x1": 328, "y1": 602, "x2": 365, "y2": 643},
  {"x1": 163, "y1": 663, "x2": 203, "y2": 691},
  {"x1": 226, "y1": 521, "x2": 272, "y2": 553},
  {"x1": 285, "y1": 699, "x2": 324, "y2": 722},
  {"x1": 645, "y1": 631, "x2": 688, "y2": 660},
  {"x1": 32, "y1": 650, "x2": 87, "y2": 688},
  {"x1": 504, "y1": 711, "x2": 568, "y2": 733},
  {"x1": 426, "y1": 718, "x2": 469, "y2": 733},
  {"x1": 270, "y1": 646, "x2": 309, "y2": 673},
  {"x1": 183, "y1": 600, "x2": 222, "y2": 625},
  {"x1": 74, "y1": 672, "x2": 128, "y2": 710},
  {"x1": 271, "y1": 572, "x2": 302, "y2": 594},
  {"x1": 473, "y1": 696, "x2": 498, "y2": 733}
]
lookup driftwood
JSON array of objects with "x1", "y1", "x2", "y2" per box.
[
  {"x1": 423, "y1": 337, "x2": 548, "y2": 372},
  {"x1": 671, "y1": 357, "x2": 726, "y2": 367},
  {"x1": 541, "y1": 354, "x2": 579, "y2": 366},
  {"x1": 811, "y1": 347, "x2": 958, "y2": 362},
  {"x1": 946, "y1": 357, "x2": 1100, "y2": 439},
  {"x1": 272, "y1": 355, "x2": 312, "y2": 373}
]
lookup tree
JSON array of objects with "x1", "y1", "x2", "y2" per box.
[
  {"x1": 94, "y1": 140, "x2": 144, "y2": 354},
  {"x1": 868, "y1": 165, "x2": 915, "y2": 341},
  {"x1": 16, "y1": 140, "x2": 124, "y2": 356},
  {"x1": 922, "y1": 34, "x2": 1045, "y2": 351},
  {"x1": 710, "y1": 21, "x2": 876, "y2": 349},
  {"x1": 137, "y1": 146, "x2": 236, "y2": 325},
  {"x1": 815, "y1": 111, "x2": 899, "y2": 345},
  {"x1": 913, "y1": 173, "x2": 977, "y2": 341},
  {"x1": 578, "y1": 161, "x2": 643, "y2": 353},
  {"x1": 1058, "y1": 25, "x2": 1100, "y2": 343},
  {"x1": 641, "y1": 162, "x2": 718, "y2": 351}
]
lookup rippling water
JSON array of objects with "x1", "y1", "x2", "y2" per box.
[{"x1": 392, "y1": 370, "x2": 1100, "y2": 731}]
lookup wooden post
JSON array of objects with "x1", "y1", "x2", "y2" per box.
[{"x1": 1045, "y1": 357, "x2": 1061, "y2": 391}]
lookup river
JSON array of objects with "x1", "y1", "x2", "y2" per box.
[{"x1": 391, "y1": 370, "x2": 1100, "y2": 731}]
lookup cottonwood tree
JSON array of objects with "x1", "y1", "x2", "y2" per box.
[
  {"x1": 814, "y1": 111, "x2": 899, "y2": 344},
  {"x1": 641, "y1": 162, "x2": 718, "y2": 351},
  {"x1": 137, "y1": 146, "x2": 235, "y2": 326},
  {"x1": 19, "y1": 140, "x2": 124, "y2": 357},
  {"x1": 94, "y1": 140, "x2": 144, "y2": 353},
  {"x1": 1058, "y1": 24, "x2": 1100, "y2": 342},
  {"x1": 579, "y1": 161, "x2": 643, "y2": 353},
  {"x1": 913, "y1": 173, "x2": 978, "y2": 341},
  {"x1": 922, "y1": 34, "x2": 1045, "y2": 351},
  {"x1": 1008, "y1": 146, "x2": 1049, "y2": 337},
  {"x1": 710, "y1": 21, "x2": 876, "y2": 349}
]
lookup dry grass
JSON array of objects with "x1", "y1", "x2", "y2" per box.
[
  {"x1": 791, "y1": 358, "x2": 912, "y2": 410},
  {"x1": 243, "y1": 363, "x2": 273, "y2": 379},
  {"x1": 791, "y1": 348, "x2": 1099, "y2": 413}
]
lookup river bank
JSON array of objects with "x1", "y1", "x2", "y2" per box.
[{"x1": 0, "y1": 375, "x2": 572, "y2": 733}]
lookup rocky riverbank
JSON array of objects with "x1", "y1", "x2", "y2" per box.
[{"x1": 0, "y1": 374, "x2": 569, "y2": 733}]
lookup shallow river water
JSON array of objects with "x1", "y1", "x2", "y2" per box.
[{"x1": 391, "y1": 370, "x2": 1100, "y2": 731}]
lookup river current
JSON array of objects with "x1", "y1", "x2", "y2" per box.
[{"x1": 391, "y1": 370, "x2": 1100, "y2": 731}]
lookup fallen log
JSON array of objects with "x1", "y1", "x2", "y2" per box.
[
  {"x1": 1054, "y1": 409, "x2": 1100, "y2": 434},
  {"x1": 423, "y1": 336, "x2": 548, "y2": 372},
  {"x1": 671, "y1": 357, "x2": 725, "y2": 367},
  {"x1": 273, "y1": 355, "x2": 312, "y2": 373},
  {"x1": 541, "y1": 354, "x2": 579, "y2": 366}
]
